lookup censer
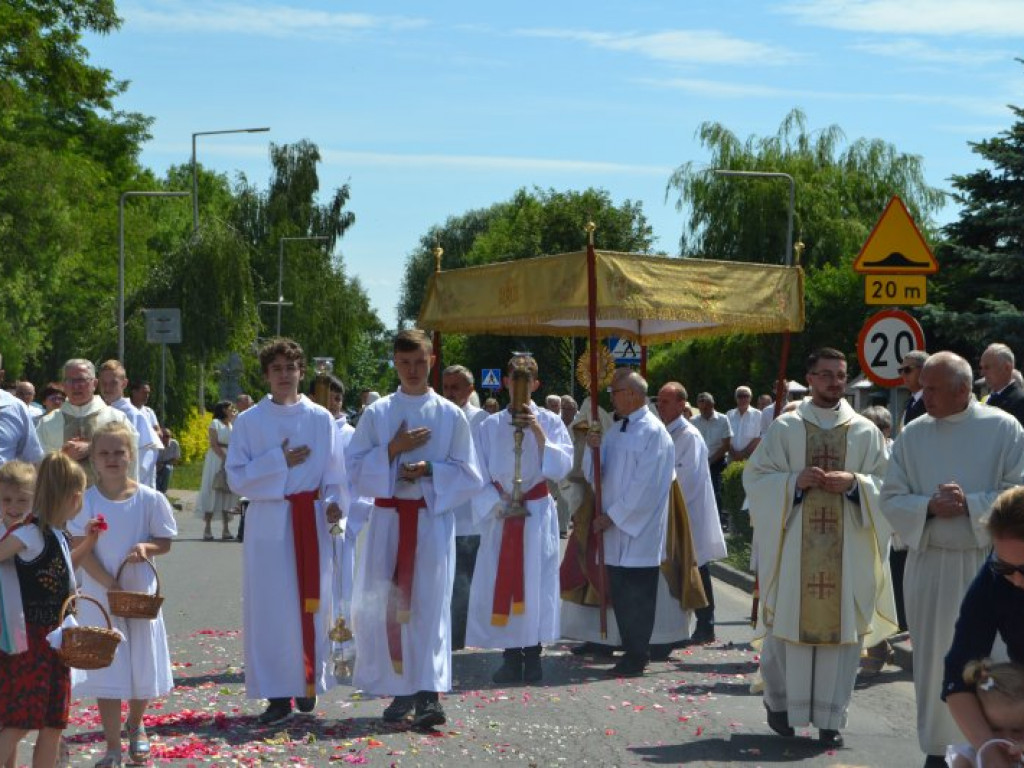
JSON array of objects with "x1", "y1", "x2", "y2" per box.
[{"x1": 312, "y1": 356, "x2": 354, "y2": 677}]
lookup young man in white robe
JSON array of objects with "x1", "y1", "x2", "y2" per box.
[
  {"x1": 226, "y1": 339, "x2": 340, "y2": 726},
  {"x1": 743, "y1": 347, "x2": 896, "y2": 748},
  {"x1": 346, "y1": 329, "x2": 484, "y2": 729},
  {"x1": 880, "y1": 351, "x2": 1024, "y2": 768},
  {"x1": 97, "y1": 360, "x2": 164, "y2": 488},
  {"x1": 466, "y1": 354, "x2": 572, "y2": 683}
]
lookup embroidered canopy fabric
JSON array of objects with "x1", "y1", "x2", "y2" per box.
[{"x1": 418, "y1": 250, "x2": 804, "y2": 343}]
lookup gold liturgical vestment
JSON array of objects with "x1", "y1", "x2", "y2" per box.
[{"x1": 798, "y1": 422, "x2": 849, "y2": 645}]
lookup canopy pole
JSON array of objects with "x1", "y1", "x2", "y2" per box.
[
  {"x1": 584, "y1": 222, "x2": 608, "y2": 638},
  {"x1": 431, "y1": 242, "x2": 444, "y2": 390}
]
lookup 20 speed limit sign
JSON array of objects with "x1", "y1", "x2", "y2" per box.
[{"x1": 857, "y1": 309, "x2": 926, "y2": 387}]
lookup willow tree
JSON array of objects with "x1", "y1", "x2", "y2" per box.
[{"x1": 654, "y1": 109, "x2": 945, "y2": 399}]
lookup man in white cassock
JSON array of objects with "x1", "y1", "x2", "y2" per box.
[
  {"x1": 98, "y1": 360, "x2": 164, "y2": 488},
  {"x1": 226, "y1": 339, "x2": 340, "y2": 726},
  {"x1": 347, "y1": 329, "x2": 483, "y2": 729},
  {"x1": 441, "y1": 364, "x2": 489, "y2": 652},
  {"x1": 466, "y1": 354, "x2": 572, "y2": 683},
  {"x1": 881, "y1": 351, "x2": 1024, "y2": 768},
  {"x1": 744, "y1": 348, "x2": 896, "y2": 748}
]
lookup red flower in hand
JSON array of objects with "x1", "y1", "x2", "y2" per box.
[{"x1": 94, "y1": 514, "x2": 109, "y2": 532}]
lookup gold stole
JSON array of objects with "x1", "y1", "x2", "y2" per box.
[{"x1": 798, "y1": 421, "x2": 849, "y2": 645}]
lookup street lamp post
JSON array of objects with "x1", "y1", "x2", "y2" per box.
[
  {"x1": 712, "y1": 169, "x2": 795, "y2": 265},
  {"x1": 119, "y1": 191, "x2": 191, "y2": 364},
  {"x1": 191, "y1": 127, "x2": 270, "y2": 232},
  {"x1": 276, "y1": 236, "x2": 330, "y2": 336}
]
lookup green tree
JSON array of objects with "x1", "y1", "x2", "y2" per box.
[{"x1": 653, "y1": 109, "x2": 946, "y2": 400}]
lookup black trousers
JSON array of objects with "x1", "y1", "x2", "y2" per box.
[
  {"x1": 694, "y1": 563, "x2": 715, "y2": 629},
  {"x1": 709, "y1": 458, "x2": 726, "y2": 526},
  {"x1": 451, "y1": 535, "x2": 480, "y2": 651},
  {"x1": 890, "y1": 547, "x2": 908, "y2": 632},
  {"x1": 607, "y1": 564, "x2": 660, "y2": 666}
]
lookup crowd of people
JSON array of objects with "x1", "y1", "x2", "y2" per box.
[{"x1": 2, "y1": 337, "x2": 1024, "y2": 768}]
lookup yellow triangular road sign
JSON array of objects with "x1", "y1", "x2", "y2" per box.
[{"x1": 853, "y1": 196, "x2": 938, "y2": 274}]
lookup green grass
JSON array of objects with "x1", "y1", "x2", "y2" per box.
[
  {"x1": 169, "y1": 461, "x2": 203, "y2": 492},
  {"x1": 723, "y1": 535, "x2": 752, "y2": 573}
]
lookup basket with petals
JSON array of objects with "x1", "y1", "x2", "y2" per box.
[
  {"x1": 107, "y1": 556, "x2": 164, "y2": 620},
  {"x1": 58, "y1": 594, "x2": 121, "y2": 670}
]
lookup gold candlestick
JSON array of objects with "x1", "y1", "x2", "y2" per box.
[{"x1": 501, "y1": 357, "x2": 533, "y2": 519}]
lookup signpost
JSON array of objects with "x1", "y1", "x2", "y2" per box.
[
  {"x1": 481, "y1": 368, "x2": 502, "y2": 391},
  {"x1": 853, "y1": 195, "x2": 937, "y2": 307},
  {"x1": 857, "y1": 309, "x2": 926, "y2": 388},
  {"x1": 144, "y1": 309, "x2": 182, "y2": 424},
  {"x1": 607, "y1": 336, "x2": 642, "y2": 365}
]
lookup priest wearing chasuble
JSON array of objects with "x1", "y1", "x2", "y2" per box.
[
  {"x1": 743, "y1": 348, "x2": 896, "y2": 748},
  {"x1": 465, "y1": 354, "x2": 572, "y2": 684},
  {"x1": 346, "y1": 329, "x2": 484, "y2": 729}
]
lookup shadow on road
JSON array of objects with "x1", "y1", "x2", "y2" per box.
[{"x1": 629, "y1": 733, "x2": 839, "y2": 763}]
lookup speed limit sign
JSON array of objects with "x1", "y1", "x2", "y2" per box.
[{"x1": 857, "y1": 309, "x2": 926, "y2": 387}]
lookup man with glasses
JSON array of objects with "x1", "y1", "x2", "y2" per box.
[
  {"x1": 882, "y1": 351, "x2": 1024, "y2": 768},
  {"x1": 744, "y1": 348, "x2": 896, "y2": 749},
  {"x1": 980, "y1": 342, "x2": 1024, "y2": 425},
  {"x1": 899, "y1": 350, "x2": 930, "y2": 430},
  {"x1": 0, "y1": 352, "x2": 43, "y2": 466},
  {"x1": 727, "y1": 385, "x2": 762, "y2": 463},
  {"x1": 36, "y1": 358, "x2": 137, "y2": 483}
]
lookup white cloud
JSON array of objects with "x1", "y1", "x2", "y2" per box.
[
  {"x1": 848, "y1": 38, "x2": 1011, "y2": 67},
  {"x1": 515, "y1": 28, "x2": 802, "y2": 66},
  {"x1": 122, "y1": 1, "x2": 426, "y2": 38},
  {"x1": 778, "y1": 0, "x2": 1024, "y2": 37}
]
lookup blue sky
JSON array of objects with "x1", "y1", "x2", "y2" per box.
[{"x1": 87, "y1": 1, "x2": 1024, "y2": 328}]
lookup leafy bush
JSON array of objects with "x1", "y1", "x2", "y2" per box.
[
  {"x1": 177, "y1": 408, "x2": 213, "y2": 464},
  {"x1": 721, "y1": 459, "x2": 753, "y2": 571}
]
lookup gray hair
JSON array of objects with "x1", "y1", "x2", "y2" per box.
[
  {"x1": 442, "y1": 364, "x2": 474, "y2": 386},
  {"x1": 985, "y1": 343, "x2": 1015, "y2": 368},
  {"x1": 63, "y1": 358, "x2": 96, "y2": 379},
  {"x1": 923, "y1": 351, "x2": 973, "y2": 392},
  {"x1": 902, "y1": 350, "x2": 930, "y2": 369},
  {"x1": 613, "y1": 367, "x2": 648, "y2": 395},
  {"x1": 696, "y1": 391, "x2": 714, "y2": 405},
  {"x1": 545, "y1": 394, "x2": 561, "y2": 408},
  {"x1": 734, "y1": 385, "x2": 752, "y2": 398},
  {"x1": 560, "y1": 395, "x2": 577, "y2": 409},
  {"x1": 860, "y1": 405, "x2": 892, "y2": 433}
]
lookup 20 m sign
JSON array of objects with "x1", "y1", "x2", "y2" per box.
[{"x1": 856, "y1": 309, "x2": 926, "y2": 387}]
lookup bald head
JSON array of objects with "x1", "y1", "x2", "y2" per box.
[
  {"x1": 657, "y1": 381, "x2": 688, "y2": 424},
  {"x1": 981, "y1": 343, "x2": 1015, "y2": 393}
]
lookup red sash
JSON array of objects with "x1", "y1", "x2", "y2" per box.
[
  {"x1": 491, "y1": 481, "x2": 549, "y2": 627},
  {"x1": 286, "y1": 489, "x2": 320, "y2": 697},
  {"x1": 374, "y1": 497, "x2": 427, "y2": 674}
]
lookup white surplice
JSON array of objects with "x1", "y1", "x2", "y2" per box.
[
  {"x1": 881, "y1": 399, "x2": 1024, "y2": 755},
  {"x1": 346, "y1": 389, "x2": 483, "y2": 695},
  {"x1": 226, "y1": 395, "x2": 339, "y2": 700},
  {"x1": 743, "y1": 399, "x2": 896, "y2": 731},
  {"x1": 667, "y1": 416, "x2": 727, "y2": 566},
  {"x1": 109, "y1": 397, "x2": 164, "y2": 488},
  {"x1": 466, "y1": 405, "x2": 571, "y2": 649}
]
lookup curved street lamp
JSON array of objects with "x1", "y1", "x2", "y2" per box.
[{"x1": 191, "y1": 127, "x2": 270, "y2": 232}]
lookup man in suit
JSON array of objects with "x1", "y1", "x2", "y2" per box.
[
  {"x1": 980, "y1": 343, "x2": 1024, "y2": 425},
  {"x1": 900, "y1": 350, "x2": 929, "y2": 431}
]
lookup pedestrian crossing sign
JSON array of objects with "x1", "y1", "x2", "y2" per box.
[{"x1": 481, "y1": 368, "x2": 502, "y2": 390}]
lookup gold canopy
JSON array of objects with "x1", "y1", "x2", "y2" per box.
[{"x1": 417, "y1": 250, "x2": 804, "y2": 343}]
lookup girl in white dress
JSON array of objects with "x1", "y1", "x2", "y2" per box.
[
  {"x1": 69, "y1": 422, "x2": 177, "y2": 767},
  {"x1": 196, "y1": 401, "x2": 238, "y2": 540}
]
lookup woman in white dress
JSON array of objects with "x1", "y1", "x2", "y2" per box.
[{"x1": 197, "y1": 400, "x2": 238, "y2": 541}]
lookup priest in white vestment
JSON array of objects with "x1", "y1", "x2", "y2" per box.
[
  {"x1": 880, "y1": 351, "x2": 1024, "y2": 765},
  {"x1": 744, "y1": 348, "x2": 896, "y2": 748},
  {"x1": 37, "y1": 358, "x2": 138, "y2": 483},
  {"x1": 226, "y1": 339, "x2": 340, "y2": 726},
  {"x1": 466, "y1": 354, "x2": 572, "y2": 683},
  {"x1": 347, "y1": 330, "x2": 483, "y2": 730}
]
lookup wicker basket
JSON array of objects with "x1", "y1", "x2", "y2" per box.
[
  {"x1": 107, "y1": 556, "x2": 164, "y2": 620},
  {"x1": 58, "y1": 594, "x2": 121, "y2": 670}
]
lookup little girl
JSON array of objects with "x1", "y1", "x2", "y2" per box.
[
  {"x1": 0, "y1": 453, "x2": 98, "y2": 768},
  {"x1": 948, "y1": 659, "x2": 1024, "y2": 767},
  {"x1": 69, "y1": 422, "x2": 178, "y2": 767}
]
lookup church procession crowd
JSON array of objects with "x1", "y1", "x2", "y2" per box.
[{"x1": 3, "y1": 334, "x2": 1024, "y2": 767}]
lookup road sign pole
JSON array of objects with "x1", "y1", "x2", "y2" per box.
[{"x1": 161, "y1": 343, "x2": 167, "y2": 425}]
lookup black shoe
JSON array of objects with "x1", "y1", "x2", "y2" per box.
[
  {"x1": 257, "y1": 698, "x2": 292, "y2": 725},
  {"x1": 819, "y1": 729, "x2": 843, "y2": 747},
  {"x1": 648, "y1": 644, "x2": 672, "y2": 662},
  {"x1": 382, "y1": 695, "x2": 416, "y2": 723},
  {"x1": 570, "y1": 642, "x2": 616, "y2": 658},
  {"x1": 523, "y1": 655, "x2": 542, "y2": 683},
  {"x1": 764, "y1": 705, "x2": 795, "y2": 738},
  {"x1": 686, "y1": 625, "x2": 716, "y2": 646},
  {"x1": 295, "y1": 696, "x2": 316, "y2": 713},
  {"x1": 412, "y1": 699, "x2": 446, "y2": 729},
  {"x1": 492, "y1": 656, "x2": 524, "y2": 684},
  {"x1": 604, "y1": 660, "x2": 645, "y2": 678},
  {"x1": 923, "y1": 756, "x2": 947, "y2": 768}
]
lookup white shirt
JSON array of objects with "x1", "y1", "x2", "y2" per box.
[{"x1": 727, "y1": 406, "x2": 763, "y2": 453}]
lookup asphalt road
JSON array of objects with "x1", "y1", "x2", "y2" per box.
[{"x1": 56, "y1": 493, "x2": 923, "y2": 767}]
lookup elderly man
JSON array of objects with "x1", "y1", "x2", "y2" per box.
[
  {"x1": 441, "y1": 364, "x2": 489, "y2": 651},
  {"x1": 690, "y1": 392, "x2": 732, "y2": 528},
  {"x1": 727, "y1": 385, "x2": 762, "y2": 462},
  {"x1": 658, "y1": 382, "x2": 727, "y2": 646},
  {"x1": 235, "y1": 393, "x2": 255, "y2": 413},
  {"x1": 98, "y1": 360, "x2": 164, "y2": 488},
  {"x1": 899, "y1": 350, "x2": 929, "y2": 430},
  {"x1": 559, "y1": 396, "x2": 578, "y2": 429},
  {"x1": 37, "y1": 358, "x2": 138, "y2": 483},
  {"x1": 744, "y1": 348, "x2": 896, "y2": 748},
  {"x1": 980, "y1": 342, "x2": 1024, "y2": 424},
  {"x1": 0, "y1": 353, "x2": 43, "y2": 465},
  {"x1": 544, "y1": 394, "x2": 561, "y2": 415},
  {"x1": 585, "y1": 368, "x2": 675, "y2": 677},
  {"x1": 881, "y1": 351, "x2": 1024, "y2": 768}
]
